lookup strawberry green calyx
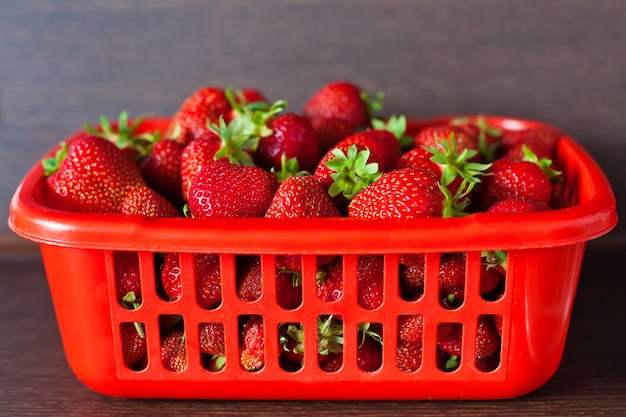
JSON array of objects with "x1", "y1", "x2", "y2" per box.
[
  {"x1": 84, "y1": 110, "x2": 159, "y2": 158},
  {"x1": 482, "y1": 250, "x2": 508, "y2": 271},
  {"x1": 521, "y1": 145, "x2": 563, "y2": 181},
  {"x1": 326, "y1": 145, "x2": 382, "y2": 199},
  {"x1": 360, "y1": 90, "x2": 385, "y2": 116},
  {"x1": 439, "y1": 180, "x2": 475, "y2": 218},
  {"x1": 209, "y1": 116, "x2": 258, "y2": 166},
  {"x1": 371, "y1": 115, "x2": 413, "y2": 150},
  {"x1": 272, "y1": 154, "x2": 310, "y2": 182},
  {"x1": 317, "y1": 315, "x2": 344, "y2": 356},
  {"x1": 425, "y1": 133, "x2": 492, "y2": 187},
  {"x1": 226, "y1": 87, "x2": 287, "y2": 138},
  {"x1": 42, "y1": 142, "x2": 68, "y2": 176},
  {"x1": 358, "y1": 322, "x2": 382, "y2": 348},
  {"x1": 279, "y1": 324, "x2": 305, "y2": 356}
]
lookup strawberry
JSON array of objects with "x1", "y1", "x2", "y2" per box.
[
  {"x1": 398, "y1": 315, "x2": 424, "y2": 345},
  {"x1": 357, "y1": 255, "x2": 385, "y2": 310},
  {"x1": 199, "y1": 322, "x2": 226, "y2": 371},
  {"x1": 254, "y1": 113, "x2": 319, "y2": 173},
  {"x1": 479, "y1": 264, "x2": 504, "y2": 296},
  {"x1": 43, "y1": 136, "x2": 146, "y2": 213},
  {"x1": 121, "y1": 186, "x2": 180, "y2": 217},
  {"x1": 394, "y1": 147, "x2": 441, "y2": 175},
  {"x1": 437, "y1": 322, "x2": 462, "y2": 357},
  {"x1": 486, "y1": 198, "x2": 551, "y2": 214},
  {"x1": 316, "y1": 257, "x2": 344, "y2": 302},
  {"x1": 236, "y1": 256, "x2": 263, "y2": 302},
  {"x1": 187, "y1": 159, "x2": 278, "y2": 218},
  {"x1": 114, "y1": 251, "x2": 142, "y2": 306},
  {"x1": 121, "y1": 322, "x2": 147, "y2": 368},
  {"x1": 240, "y1": 315, "x2": 265, "y2": 372},
  {"x1": 415, "y1": 125, "x2": 477, "y2": 153},
  {"x1": 348, "y1": 167, "x2": 448, "y2": 219},
  {"x1": 161, "y1": 253, "x2": 222, "y2": 309},
  {"x1": 357, "y1": 333, "x2": 383, "y2": 372},
  {"x1": 140, "y1": 138, "x2": 185, "y2": 205},
  {"x1": 276, "y1": 270, "x2": 303, "y2": 310},
  {"x1": 500, "y1": 127, "x2": 560, "y2": 161},
  {"x1": 477, "y1": 155, "x2": 553, "y2": 211},
  {"x1": 439, "y1": 252, "x2": 466, "y2": 305},
  {"x1": 303, "y1": 81, "x2": 382, "y2": 153},
  {"x1": 161, "y1": 328, "x2": 187, "y2": 372},
  {"x1": 475, "y1": 315, "x2": 501, "y2": 360},
  {"x1": 165, "y1": 86, "x2": 232, "y2": 144},
  {"x1": 339, "y1": 128, "x2": 401, "y2": 172},
  {"x1": 265, "y1": 175, "x2": 341, "y2": 219},
  {"x1": 180, "y1": 137, "x2": 223, "y2": 201},
  {"x1": 396, "y1": 341, "x2": 423, "y2": 373},
  {"x1": 319, "y1": 352, "x2": 343, "y2": 372}
]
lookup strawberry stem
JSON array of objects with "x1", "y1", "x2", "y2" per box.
[
  {"x1": 371, "y1": 115, "x2": 413, "y2": 150},
  {"x1": 521, "y1": 145, "x2": 563, "y2": 181},
  {"x1": 209, "y1": 116, "x2": 258, "y2": 166}
]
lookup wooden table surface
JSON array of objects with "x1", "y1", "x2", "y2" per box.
[{"x1": 1, "y1": 248, "x2": 624, "y2": 416}]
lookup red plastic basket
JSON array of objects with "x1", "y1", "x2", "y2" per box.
[{"x1": 8, "y1": 116, "x2": 617, "y2": 400}]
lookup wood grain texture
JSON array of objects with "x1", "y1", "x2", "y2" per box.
[
  {"x1": 1, "y1": 0, "x2": 625, "y2": 245},
  {"x1": 1, "y1": 252, "x2": 625, "y2": 415}
]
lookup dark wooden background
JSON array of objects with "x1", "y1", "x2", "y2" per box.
[{"x1": 1, "y1": 0, "x2": 625, "y2": 249}]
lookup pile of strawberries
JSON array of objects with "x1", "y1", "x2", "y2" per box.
[{"x1": 41, "y1": 81, "x2": 564, "y2": 374}]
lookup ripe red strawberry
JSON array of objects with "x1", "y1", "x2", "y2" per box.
[
  {"x1": 265, "y1": 175, "x2": 341, "y2": 219},
  {"x1": 439, "y1": 252, "x2": 466, "y2": 304},
  {"x1": 479, "y1": 264, "x2": 504, "y2": 296},
  {"x1": 475, "y1": 315, "x2": 501, "y2": 360},
  {"x1": 303, "y1": 80, "x2": 382, "y2": 154},
  {"x1": 199, "y1": 322, "x2": 226, "y2": 371},
  {"x1": 357, "y1": 255, "x2": 385, "y2": 310},
  {"x1": 276, "y1": 270, "x2": 303, "y2": 310},
  {"x1": 394, "y1": 147, "x2": 441, "y2": 175},
  {"x1": 43, "y1": 136, "x2": 146, "y2": 213},
  {"x1": 121, "y1": 186, "x2": 180, "y2": 217},
  {"x1": 398, "y1": 315, "x2": 424, "y2": 345},
  {"x1": 348, "y1": 168, "x2": 447, "y2": 219},
  {"x1": 161, "y1": 328, "x2": 187, "y2": 372},
  {"x1": 121, "y1": 322, "x2": 147, "y2": 368},
  {"x1": 165, "y1": 86, "x2": 232, "y2": 144},
  {"x1": 187, "y1": 159, "x2": 278, "y2": 218},
  {"x1": 486, "y1": 198, "x2": 551, "y2": 214},
  {"x1": 437, "y1": 322, "x2": 462, "y2": 357},
  {"x1": 415, "y1": 125, "x2": 477, "y2": 153},
  {"x1": 501, "y1": 127, "x2": 560, "y2": 161},
  {"x1": 179, "y1": 137, "x2": 222, "y2": 202},
  {"x1": 319, "y1": 352, "x2": 343, "y2": 372},
  {"x1": 396, "y1": 341, "x2": 423, "y2": 372},
  {"x1": 140, "y1": 138, "x2": 185, "y2": 205},
  {"x1": 477, "y1": 157, "x2": 552, "y2": 211},
  {"x1": 236, "y1": 256, "x2": 263, "y2": 302},
  {"x1": 340, "y1": 129, "x2": 401, "y2": 172},
  {"x1": 254, "y1": 113, "x2": 319, "y2": 173},
  {"x1": 161, "y1": 253, "x2": 222, "y2": 309},
  {"x1": 316, "y1": 257, "x2": 344, "y2": 302},
  {"x1": 114, "y1": 251, "x2": 142, "y2": 306},
  {"x1": 240, "y1": 315, "x2": 265, "y2": 372},
  {"x1": 357, "y1": 333, "x2": 383, "y2": 372}
]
